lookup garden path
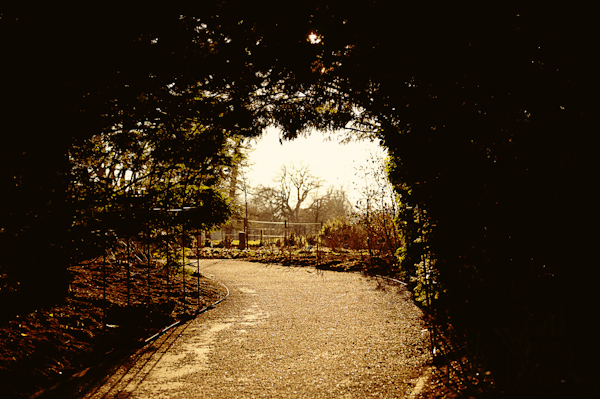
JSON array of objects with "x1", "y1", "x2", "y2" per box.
[{"x1": 82, "y1": 260, "x2": 431, "y2": 398}]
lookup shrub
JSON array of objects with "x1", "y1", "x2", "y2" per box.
[{"x1": 319, "y1": 217, "x2": 367, "y2": 251}]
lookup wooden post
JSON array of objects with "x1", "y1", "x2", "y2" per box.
[
  {"x1": 182, "y1": 224, "x2": 185, "y2": 304},
  {"x1": 238, "y1": 231, "x2": 246, "y2": 250}
]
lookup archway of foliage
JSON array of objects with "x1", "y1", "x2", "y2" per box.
[{"x1": 1, "y1": 3, "x2": 594, "y2": 397}]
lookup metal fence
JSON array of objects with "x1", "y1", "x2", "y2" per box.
[
  {"x1": 71, "y1": 226, "x2": 227, "y2": 331},
  {"x1": 208, "y1": 219, "x2": 322, "y2": 247}
]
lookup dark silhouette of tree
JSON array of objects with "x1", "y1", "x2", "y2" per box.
[
  {"x1": 296, "y1": 4, "x2": 595, "y2": 397},
  {"x1": 0, "y1": 3, "x2": 595, "y2": 396}
]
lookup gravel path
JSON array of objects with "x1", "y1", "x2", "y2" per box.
[{"x1": 83, "y1": 260, "x2": 432, "y2": 398}]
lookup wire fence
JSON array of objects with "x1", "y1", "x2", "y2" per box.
[
  {"x1": 208, "y1": 219, "x2": 322, "y2": 247},
  {"x1": 70, "y1": 227, "x2": 227, "y2": 331},
  {"x1": 73, "y1": 216, "x2": 400, "y2": 329},
  {"x1": 198, "y1": 219, "x2": 388, "y2": 270}
]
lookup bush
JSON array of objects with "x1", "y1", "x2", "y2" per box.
[{"x1": 319, "y1": 217, "x2": 367, "y2": 251}]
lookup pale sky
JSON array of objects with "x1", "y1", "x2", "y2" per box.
[{"x1": 244, "y1": 127, "x2": 388, "y2": 201}]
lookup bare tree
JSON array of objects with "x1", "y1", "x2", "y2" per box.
[
  {"x1": 307, "y1": 185, "x2": 351, "y2": 223},
  {"x1": 353, "y1": 152, "x2": 401, "y2": 258},
  {"x1": 247, "y1": 163, "x2": 349, "y2": 224},
  {"x1": 249, "y1": 185, "x2": 283, "y2": 221},
  {"x1": 276, "y1": 163, "x2": 323, "y2": 222}
]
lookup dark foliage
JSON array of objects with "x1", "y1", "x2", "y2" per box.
[
  {"x1": 314, "y1": 4, "x2": 595, "y2": 397},
  {"x1": 1, "y1": 3, "x2": 596, "y2": 397}
]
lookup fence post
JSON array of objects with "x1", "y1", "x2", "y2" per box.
[
  {"x1": 197, "y1": 228, "x2": 200, "y2": 308},
  {"x1": 102, "y1": 232, "x2": 107, "y2": 329},
  {"x1": 181, "y1": 224, "x2": 186, "y2": 305},
  {"x1": 126, "y1": 235, "x2": 131, "y2": 306},
  {"x1": 285, "y1": 221, "x2": 289, "y2": 261},
  {"x1": 165, "y1": 230, "x2": 170, "y2": 298},
  {"x1": 146, "y1": 219, "x2": 151, "y2": 305},
  {"x1": 316, "y1": 223, "x2": 320, "y2": 266},
  {"x1": 244, "y1": 217, "x2": 248, "y2": 249},
  {"x1": 238, "y1": 231, "x2": 246, "y2": 250}
]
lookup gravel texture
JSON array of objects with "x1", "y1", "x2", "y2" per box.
[{"x1": 82, "y1": 260, "x2": 432, "y2": 398}]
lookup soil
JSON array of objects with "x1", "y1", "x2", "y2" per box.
[
  {"x1": 0, "y1": 250, "x2": 457, "y2": 398},
  {"x1": 0, "y1": 258, "x2": 227, "y2": 399}
]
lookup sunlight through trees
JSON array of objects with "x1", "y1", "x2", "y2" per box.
[{"x1": 0, "y1": 3, "x2": 594, "y2": 396}]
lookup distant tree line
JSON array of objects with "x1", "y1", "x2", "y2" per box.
[{"x1": 234, "y1": 162, "x2": 350, "y2": 224}]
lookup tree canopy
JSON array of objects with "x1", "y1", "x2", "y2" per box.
[{"x1": 1, "y1": 3, "x2": 595, "y2": 396}]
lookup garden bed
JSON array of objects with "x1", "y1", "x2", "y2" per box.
[{"x1": 0, "y1": 260, "x2": 227, "y2": 398}]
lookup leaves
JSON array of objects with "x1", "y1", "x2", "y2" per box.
[{"x1": 1, "y1": 4, "x2": 594, "y2": 395}]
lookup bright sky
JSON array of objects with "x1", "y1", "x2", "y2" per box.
[{"x1": 245, "y1": 126, "x2": 388, "y2": 201}]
